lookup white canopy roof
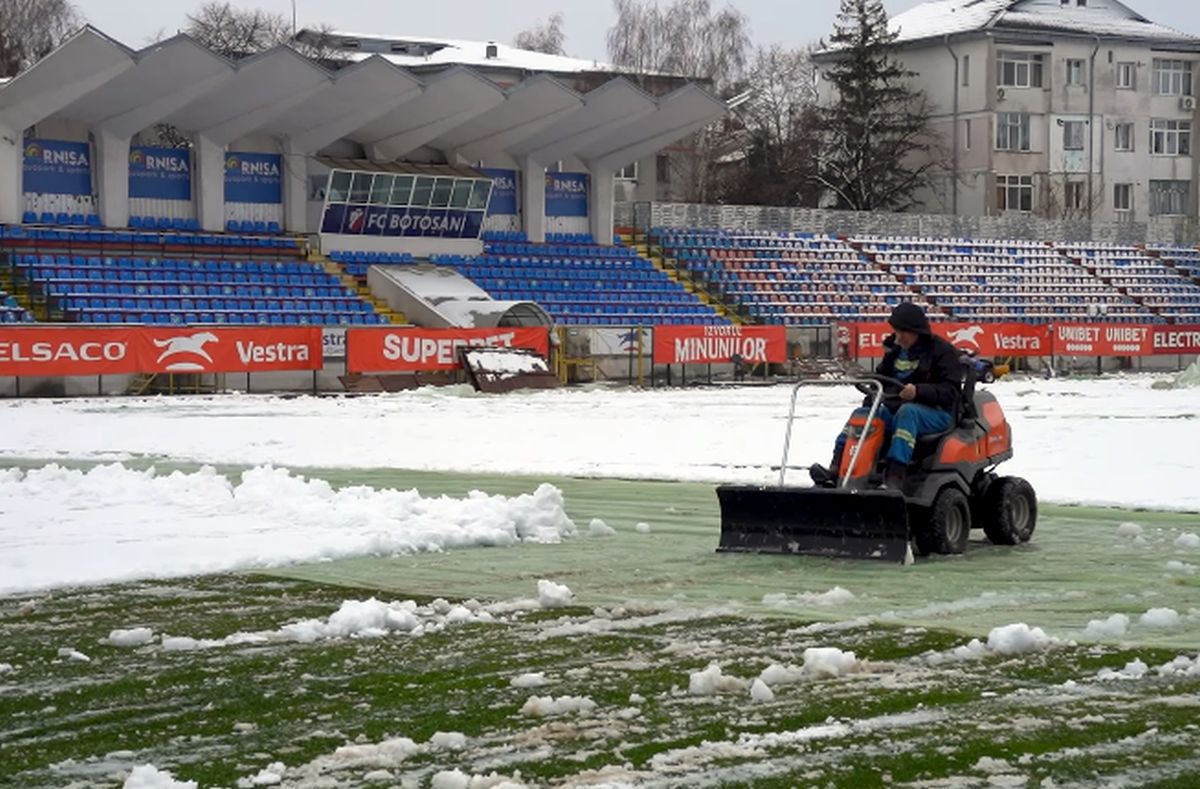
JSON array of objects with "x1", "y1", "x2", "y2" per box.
[{"x1": 0, "y1": 26, "x2": 727, "y2": 167}]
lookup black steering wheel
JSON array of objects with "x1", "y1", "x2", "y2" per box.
[{"x1": 854, "y1": 374, "x2": 906, "y2": 397}]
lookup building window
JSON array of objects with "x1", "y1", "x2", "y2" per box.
[
  {"x1": 964, "y1": 119, "x2": 972, "y2": 150},
  {"x1": 1151, "y1": 119, "x2": 1192, "y2": 156},
  {"x1": 962, "y1": 54, "x2": 970, "y2": 87},
  {"x1": 1062, "y1": 120, "x2": 1086, "y2": 150},
  {"x1": 997, "y1": 51, "x2": 1045, "y2": 88},
  {"x1": 1113, "y1": 183, "x2": 1133, "y2": 212},
  {"x1": 1153, "y1": 59, "x2": 1193, "y2": 96},
  {"x1": 996, "y1": 112, "x2": 1032, "y2": 151},
  {"x1": 1065, "y1": 181, "x2": 1085, "y2": 210},
  {"x1": 1066, "y1": 59, "x2": 1086, "y2": 86},
  {"x1": 1114, "y1": 122, "x2": 1135, "y2": 152},
  {"x1": 997, "y1": 174, "x2": 1034, "y2": 212},
  {"x1": 1150, "y1": 180, "x2": 1190, "y2": 215},
  {"x1": 615, "y1": 162, "x2": 639, "y2": 180},
  {"x1": 1116, "y1": 62, "x2": 1137, "y2": 90},
  {"x1": 656, "y1": 154, "x2": 671, "y2": 185}
]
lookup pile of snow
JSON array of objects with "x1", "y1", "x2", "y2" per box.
[
  {"x1": 0, "y1": 464, "x2": 577, "y2": 595},
  {"x1": 987, "y1": 623, "x2": 1057, "y2": 655},
  {"x1": 1083, "y1": 614, "x2": 1130, "y2": 639},
  {"x1": 587, "y1": 518, "x2": 617, "y2": 537},
  {"x1": 762, "y1": 587, "x2": 856, "y2": 607},
  {"x1": 431, "y1": 770, "x2": 526, "y2": 789},
  {"x1": 1156, "y1": 655, "x2": 1200, "y2": 677},
  {"x1": 280, "y1": 598, "x2": 425, "y2": 642},
  {"x1": 1140, "y1": 608, "x2": 1182, "y2": 628},
  {"x1": 758, "y1": 663, "x2": 806, "y2": 687},
  {"x1": 1175, "y1": 533, "x2": 1200, "y2": 550},
  {"x1": 57, "y1": 647, "x2": 90, "y2": 663},
  {"x1": 1116, "y1": 522, "x2": 1143, "y2": 538},
  {"x1": 105, "y1": 627, "x2": 155, "y2": 647},
  {"x1": 926, "y1": 623, "x2": 1060, "y2": 664},
  {"x1": 688, "y1": 663, "x2": 748, "y2": 696},
  {"x1": 749, "y1": 678, "x2": 775, "y2": 703},
  {"x1": 802, "y1": 647, "x2": 860, "y2": 678},
  {"x1": 1154, "y1": 359, "x2": 1200, "y2": 390},
  {"x1": 1097, "y1": 659, "x2": 1150, "y2": 681},
  {"x1": 510, "y1": 672, "x2": 550, "y2": 689},
  {"x1": 329, "y1": 737, "x2": 420, "y2": 769},
  {"x1": 0, "y1": 663, "x2": 15, "y2": 675},
  {"x1": 1167, "y1": 560, "x2": 1197, "y2": 574},
  {"x1": 635, "y1": 522, "x2": 652, "y2": 534},
  {"x1": 536, "y1": 579, "x2": 574, "y2": 608},
  {"x1": 519, "y1": 695, "x2": 597, "y2": 717},
  {"x1": 236, "y1": 762, "x2": 286, "y2": 787},
  {"x1": 428, "y1": 731, "x2": 468, "y2": 751},
  {"x1": 123, "y1": 765, "x2": 197, "y2": 789}
]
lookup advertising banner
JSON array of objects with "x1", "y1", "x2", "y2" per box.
[
  {"x1": 224, "y1": 152, "x2": 282, "y2": 204},
  {"x1": 136, "y1": 327, "x2": 323, "y2": 373},
  {"x1": 1051, "y1": 324, "x2": 1155, "y2": 357},
  {"x1": 129, "y1": 146, "x2": 191, "y2": 200},
  {"x1": 0, "y1": 327, "x2": 140, "y2": 376},
  {"x1": 346, "y1": 327, "x2": 550, "y2": 373},
  {"x1": 481, "y1": 168, "x2": 518, "y2": 215},
  {"x1": 320, "y1": 204, "x2": 485, "y2": 239},
  {"x1": 0, "y1": 327, "x2": 322, "y2": 377},
  {"x1": 842, "y1": 322, "x2": 1053, "y2": 359},
  {"x1": 544, "y1": 172, "x2": 589, "y2": 217},
  {"x1": 1151, "y1": 325, "x2": 1200, "y2": 355},
  {"x1": 23, "y1": 139, "x2": 92, "y2": 196},
  {"x1": 653, "y1": 325, "x2": 788, "y2": 365}
]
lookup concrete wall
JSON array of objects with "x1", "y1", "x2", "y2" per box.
[{"x1": 621, "y1": 200, "x2": 1199, "y2": 245}]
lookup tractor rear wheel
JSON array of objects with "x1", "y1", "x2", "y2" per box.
[
  {"x1": 915, "y1": 487, "x2": 972, "y2": 556},
  {"x1": 981, "y1": 476, "x2": 1037, "y2": 545}
]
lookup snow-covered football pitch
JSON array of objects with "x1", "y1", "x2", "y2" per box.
[{"x1": 2, "y1": 374, "x2": 1200, "y2": 788}]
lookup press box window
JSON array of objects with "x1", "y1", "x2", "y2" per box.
[
  {"x1": 369, "y1": 174, "x2": 394, "y2": 204},
  {"x1": 468, "y1": 179, "x2": 492, "y2": 210},
  {"x1": 449, "y1": 179, "x2": 473, "y2": 209},
  {"x1": 327, "y1": 171, "x2": 352, "y2": 202},
  {"x1": 348, "y1": 172, "x2": 373, "y2": 203},
  {"x1": 389, "y1": 176, "x2": 414, "y2": 206},
  {"x1": 410, "y1": 177, "x2": 434, "y2": 207}
]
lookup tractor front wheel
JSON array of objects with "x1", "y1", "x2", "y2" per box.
[
  {"x1": 981, "y1": 476, "x2": 1038, "y2": 545},
  {"x1": 914, "y1": 487, "x2": 972, "y2": 556}
]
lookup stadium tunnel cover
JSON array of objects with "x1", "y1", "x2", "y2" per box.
[{"x1": 0, "y1": 26, "x2": 728, "y2": 245}]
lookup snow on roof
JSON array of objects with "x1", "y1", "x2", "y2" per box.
[
  {"x1": 888, "y1": 0, "x2": 1200, "y2": 47},
  {"x1": 309, "y1": 29, "x2": 627, "y2": 75}
]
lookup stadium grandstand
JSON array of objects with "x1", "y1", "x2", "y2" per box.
[{"x1": 1, "y1": 23, "x2": 1200, "y2": 355}]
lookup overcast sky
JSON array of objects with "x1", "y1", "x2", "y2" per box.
[{"x1": 75, "y1": 0, "x2": 1200, "y2": 60}]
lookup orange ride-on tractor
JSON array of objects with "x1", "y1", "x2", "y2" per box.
[{"x1": 716, "y1": 369, "x2": 1037, "y2": 563}]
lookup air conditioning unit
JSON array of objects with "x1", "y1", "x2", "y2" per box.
[{"x1": 1181, "y1": 96, "x2": 1197, "y2": 111}]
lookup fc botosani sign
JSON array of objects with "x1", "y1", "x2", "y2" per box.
[{"x1": 320, "y1": 204, "x2": 486, "y2": 240}]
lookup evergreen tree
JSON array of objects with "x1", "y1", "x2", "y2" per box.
[{"x1": 815, "y1": 0, "x2": 941, "y2": 211}]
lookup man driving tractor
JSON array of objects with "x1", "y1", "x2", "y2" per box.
[{"x1": 810, "y1": 303, "x2": 962, "y2": 490}]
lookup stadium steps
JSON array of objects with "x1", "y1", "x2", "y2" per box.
[
  {"x1": 630, "y1": 232, "x2": 744, "y2": 325},
  {"x1": 851, "y1": 241, "x2": 949, "y2": 319},
  {"x1": 0, "y1": 262, "x2": 47, "y2": 321},
  {"x1": 311, "y1": 253, "x2": 408, "y2": 325}
]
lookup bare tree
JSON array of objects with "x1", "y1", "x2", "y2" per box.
[
  {"x1": 606, "y1": 0, "x2": 751, "y2": 202},
  {"x1": 0, "y1": 0, "x2": 83, "y2": 78},
  {"x1": 514, "y1": 12, "x2": 566, "y2": 55},
  {"x1": 719, "y1": 45, "x2": 823, "y2": 206},
  {"x1": 185, "y1": 1, "x2": 291, "y2": 60}
]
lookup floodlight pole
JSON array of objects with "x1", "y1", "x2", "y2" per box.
[{"x1": 291, "y1": 1, "x2": 297, "y2": 36}]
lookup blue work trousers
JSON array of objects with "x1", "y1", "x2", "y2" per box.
[{"x1": 834, "y1": 402, "x2": 953, "y2": 466}]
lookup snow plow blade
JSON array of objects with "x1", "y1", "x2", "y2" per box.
[{"x1": 715, "y1": 486, "x2": 911, "y2": 563}]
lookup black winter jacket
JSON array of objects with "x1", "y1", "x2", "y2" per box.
[{"x1": 873, "y1": 333, "x2": 962, "y2": 415}]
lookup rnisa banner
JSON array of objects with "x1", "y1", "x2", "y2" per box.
[
  {"x1": 320, "y1": 204, "x2": 485, "y2": 239},
  {"x1": 23, "y1": 139, "x2": 92, "y2": 196},
  {"x1": 545, "y1": 171, "x2": 589, "y2": 217},
  {"x1": 224, "y1": 152, "x2": 282, "y2": 204},
  {"x1": 481, "y1": 168, "x2": 518, "y2": 215},
  {"x1": 129, "y1": 146, "x2": 191, "y2": 200}
]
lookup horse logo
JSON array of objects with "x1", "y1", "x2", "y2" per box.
[
  {"x1": 154, "y1": 331, "x2": 219, "y2": 372},
  {"x1": 947, "y1": 325, "x2": 985, "y2": 349}
]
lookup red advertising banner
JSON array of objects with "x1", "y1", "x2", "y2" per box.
[
  {"x1": 653, "y1": 325, "x2": 788, "y2": 365},
  {"x1": 0, "y1": 326, "x2": 323, "y2": 377},
  {"x1": 346, "y1": 327, "x2": 550, "y2": 373},
  {"x1": 0, "y1": 327, "x2": 142, "y2": 376},
  {"x1": 1051, "y1": 324, "x2": 1155, "y2": 357},
  {"x1": 843, "y1": 322, "x2": 1055, "y2": 359},
  {"x1": 136, "y1": 327, "x2": 323, "y2": 373},
  {"x1": 1152, "y1": 325, "x2": 1200, "y2": 355}
]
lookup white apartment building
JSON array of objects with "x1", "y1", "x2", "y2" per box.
[{"x1": 819, "y1": 0, "x2": 1200, "y2": 223}]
